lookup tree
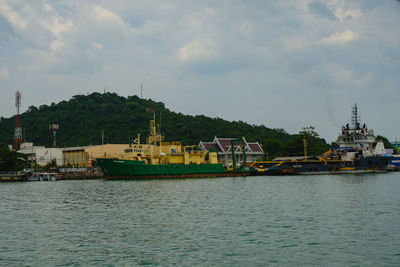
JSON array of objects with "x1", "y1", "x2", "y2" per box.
[
  {"x1": 299, "y1": 126, "x2": 319, "y2": 138},
  {"x1": 0, "y1": 144, "x2": 27, "y2": 172},
  {"x1": 43, "y1": 159, "x2": 57, "y2": 171},
  {"x1": 0, "y1": 92, "x2": 330, "y2": 158},
  {"x1": 263, "y1": 139, "x2": 284, "y2": 160}
]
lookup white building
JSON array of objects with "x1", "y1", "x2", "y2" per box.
[{"x1": 18, "y1": 142, "x2": 63, "y2": 166}]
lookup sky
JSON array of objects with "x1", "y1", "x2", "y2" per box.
[{"x1": 0, "y1": 0, "x2": 399, "y2": 143}]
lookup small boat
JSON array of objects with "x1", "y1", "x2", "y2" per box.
[
  {"x1": 27, "y1": 172, "x2": 60, "y2": 181},
  {"x1": 388, "y1": 154, "x2": 400, "y2": 171}
]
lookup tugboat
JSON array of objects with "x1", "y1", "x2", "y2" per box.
[{"x1": 251, "y1": 104, "x2": 391, "y2": 175}]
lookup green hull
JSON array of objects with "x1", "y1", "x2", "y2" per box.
[{"x1": 96, "y1": 158, "x2": 243, "y2": 179}]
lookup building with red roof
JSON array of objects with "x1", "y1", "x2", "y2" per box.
[{"x1": 199, "y1": 136, "x2": 263, "y2": 166}]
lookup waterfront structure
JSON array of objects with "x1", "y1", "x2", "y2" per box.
[
  {"x1": 198, "y1": 137, "x2": 264, "y2": 166},
  {"x1": 18, "y1": 143, "x2": 147, "y2": 168},
  {"x1": 18, "y1": 142, "x2": 63, "y2": 166},
  {"x1": 63, "y1": 144, "x2": 130, "y2": 167},
  {"x1": 62, "y1": 146, "x2": 89, "y2": 167}
]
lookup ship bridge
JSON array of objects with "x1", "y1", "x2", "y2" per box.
[{"x1": 337, "y1": 104, "x2": 377, "y2": 150}]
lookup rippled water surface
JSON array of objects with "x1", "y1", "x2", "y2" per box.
[{"x1": 1, "y1": 172, "x2": 400, "y2": 266}]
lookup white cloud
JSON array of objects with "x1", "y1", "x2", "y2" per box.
[
  {"x1": 0, "y1": 2, "x2": 27, "y2": 31},
  {"x1": 92, "y1": 5, "x2": 125, "y2": 29},
  {"x1": 0, "y1": 0, "x2": 399, "y2": 141},
  {"x1": 178, "y1": 39, "x2": 216, "y2": 62},
  {"x1": 306, "y1": 63, "x2": 371, "y2": 88},
  {"x1": 42, "y1": 4, "x2": 53, "y2": 13},
  {"x1": 204, "y1": 8, "x2": 216, "y2": 16},
  {"x1": 320, "y1": 29, "x2": 359, "y2": 45},
  {"x1": 281, "y1": 37, "x2": 310, "y2": 51},
  {"x1": 0, "y1": 64, "x2": 9, "y2": 79},
  {"x1": 335, "y1": 7, "x2": 362, "y2": 21},
  {"x1": 46, "y1": 17, "x2": 74, "y2": 38},
  {"x1": 84, "y1": 4, "x2": 133, "y2": 46},
  {"x1": 50, "y1": 39, "x2": 65, "y2": 51}
]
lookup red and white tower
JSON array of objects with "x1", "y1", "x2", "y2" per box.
[
  {"x1": 14, "y1": 91, "x2": 22, "y2": 150},
  {"x1": 49, "y1": 123, "x2": 59, "y2": 147}
]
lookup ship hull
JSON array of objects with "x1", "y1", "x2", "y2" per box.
[
  {"x1": 97, "y1": 158, "x2": 249, "y2": 179},
  {"x1": 251, "y1": 156, "x2": 391, "y2": 176}
]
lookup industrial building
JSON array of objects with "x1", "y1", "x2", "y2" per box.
[
  {"x1": 63, "y1": 144, "x2": 130, "y2": 167},
  {"x1": 18, "y1": 142, "x2": 63, "y2": 166},
  {"x1": 18, "y1": 143, "x2": 130, "y2": 168}
]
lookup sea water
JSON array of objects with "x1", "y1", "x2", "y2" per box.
[{"x1": 1, "y1": 172, "x2": 400, "y2": 266}]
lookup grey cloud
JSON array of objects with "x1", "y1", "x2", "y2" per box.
[
  {"x1": 0, "y1": 0, "x2": 399, "y2": 142},
  {"x1": 308, "y1": 1, "x2": 337, "y2": 20}
]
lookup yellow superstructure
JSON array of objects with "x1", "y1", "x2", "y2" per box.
[
  {"x1": 120, "y1": 141, "x2": 218, "y2": 165},
  {"x1": 63, "y1": 115, "x2": 219, "y2": 168},
  {"x1": 86, "y1": 144, "x2": 130, "y2": 161},
  {"x1": 120, "y1": 115, "x2": 218, "y2": 165}
]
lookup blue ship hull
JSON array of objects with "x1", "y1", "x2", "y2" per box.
[{"x1": 251, "y1": 156, "x2": 391, "y2": 175}]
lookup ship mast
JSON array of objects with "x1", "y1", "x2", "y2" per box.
[
  {"x1": 147, "y1": 111, "x2": 164, "y2": 163},
  {"x1": 148, "y1": 112, "x2": 156, "y2": 161},
  {"x1": 351, "y1": 104, "x2": 361, "y2": 134}
]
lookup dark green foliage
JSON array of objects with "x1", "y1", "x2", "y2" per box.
[
  {"x1": 298, "y1": 126, "x2": 330, "y2": 156},
  {"x1": 299, "y1": 126, "x2": 319, "y2": 138},
  {"x1": 0, "y1": 144, "x2": 27, "y2": 172},
  {"x1": 263, "y1": 139, "x2": 284, "y2": 160},
  {"x1": 42, "y1": 159, "x2": 58, "y2": 172},
  {"x1": 0, "y1": 92, "x2": 330, "y2": 158}
]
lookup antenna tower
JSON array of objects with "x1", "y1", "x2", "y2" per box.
[
  {"x1": 49, "y1": 123, "x2": 59, "y2": 147},
  {"x1": 14, "y1": 91, "x2": 22, "y2": 150}
]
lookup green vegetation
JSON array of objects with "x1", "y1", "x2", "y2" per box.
[
  {"x1": 0, "y1": 92, "x2": 330, "y2": 161},
  {"x1": 0, "y1": 144, "x2": 27, "y2": 172}
]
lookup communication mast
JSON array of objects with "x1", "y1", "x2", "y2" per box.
[
  {"x1": 14, "y1": 91, "x2": 22, "y2": 150},
  {"x1": 351, "y1": 104, "x2": 361, "y2": 133},
  {"x1": 49, "y1": 123, "x2": 59, "y2": 147}
]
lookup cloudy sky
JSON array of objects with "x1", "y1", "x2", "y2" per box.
[{"x1": 1, "y1": 0, "x2": 399, "y2": 142}]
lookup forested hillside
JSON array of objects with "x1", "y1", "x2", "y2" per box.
[{"x1": 0, "y1": 92, "x2": 330, "y2": 158}]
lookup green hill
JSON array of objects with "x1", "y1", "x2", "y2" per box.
[{"x1": 0, "y1": 92, "x2": 329, "y2": 158}]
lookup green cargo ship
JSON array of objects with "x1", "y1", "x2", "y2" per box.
[
  {"x1": 97, "y1": 115, "x2": 249, "y2": 179},
  {"x1": 96, "y1": 158, "x2": 237, "y2": 179}
]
